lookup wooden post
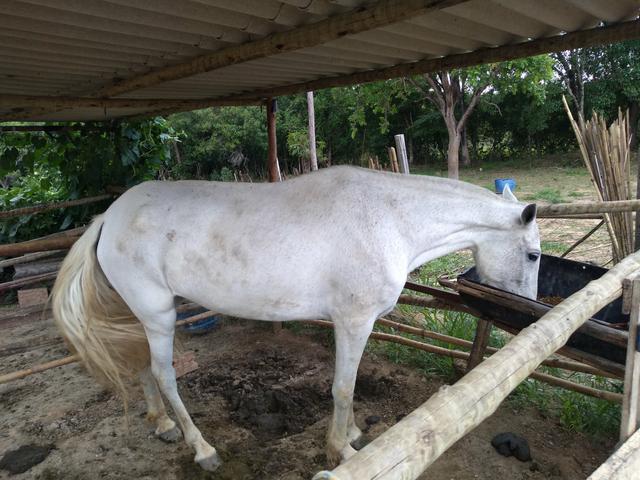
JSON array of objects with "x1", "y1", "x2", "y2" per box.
[
  {"x1": 388, "y1": 147, "x2": 400, "y2": 173},
  {"x1": 394, "y1": 134, "x2": 410, "y2": 174},
  {"x1": 620, "y1": 274, "x2": 640, "y2": 441},
  {"x1": 267, "y1": 98, "x2": 282, "y2": 333},
  {"x1": 466, "y1": 318, "x2": 493, "y2": 372},
  {"x1": 307, "y1": 91, "x2": 318, "y2": 171}
]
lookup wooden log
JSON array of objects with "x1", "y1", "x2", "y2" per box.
[
  {"x1": 227, "y1": 20, "x2": 640, "y2": 104},
  {"x1": 588, "y1": 429, "x2": 640, "y2": 479},
  {"x1": 378, "y1": 317, "x2": 616, "y2": 378},
  {"x1": 620, "y1": 274, "x2": 640, "y2": 441},
  {"x1": 0, "y1": 237, "x2": 78, "y2": 257},
  {"x1": 0, "y1": 194, "x2": 112, "y2": 220},
  {"x1": 303, "y1": 320, "x2": 622, "y2": 402},
  {"x1": 313, "y1": 250, "x2": 640, "y2": 480},
  {"x1": 537, "y1": 199, "x2": 640, "y2": 217},
  {"x1": 14, "y1": 260, "x2": 61, "y2": 279},
  {"x1": 0, "y1": 271, "x2": 58, "y2": 293},
  {"x1": 0, "y1": 250, "x2": 64, "y2": 269}
]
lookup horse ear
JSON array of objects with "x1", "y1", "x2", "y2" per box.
[
  {"x1": 521, "y1": 203, "x2": 537, "y2": 225},
  {"x1": 502, "y1": 184, "x2": 518, "y2": 202}
]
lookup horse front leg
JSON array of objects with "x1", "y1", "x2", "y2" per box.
[
  {"x1": 326, "y1": 317, "x2": 374, "y2": 466},
  {"x1": 139, "y1": 366, "x2": 182, "y2": 443},
  {"x1": 143, "y1": 314, "x2": 222, "y2": 472}
]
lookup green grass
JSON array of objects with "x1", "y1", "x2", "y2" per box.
[
  {"x1": 525, "y1": 187, "x2": 566, "y2": 204},
  {"x1": 541, "y1": 241, "x2": 567, "y2": 256},
  {"x1": 509, "y1": 369, "x2": 622, "y2": 437}
]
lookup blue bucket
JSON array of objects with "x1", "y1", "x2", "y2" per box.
[
  {"x1": 495, "y1": 178, "x2": 516, "y2": 194},
  {"x1": 178, "y1": 309, "x2": 220, "y2": 335}
]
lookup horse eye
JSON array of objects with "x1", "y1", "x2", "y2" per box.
[{"x1": 528, "y1": 252, "x2": 540, "y2": 262}]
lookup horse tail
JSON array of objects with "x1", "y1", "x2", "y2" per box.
[{"x1": 52, "y1": 214, "x2": 149, "y2": 400}]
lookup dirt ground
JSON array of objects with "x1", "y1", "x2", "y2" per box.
[{"x1": 0, "y1": 308, "x2": 615, "y2": 480}]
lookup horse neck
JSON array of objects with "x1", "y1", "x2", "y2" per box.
[{"x1": 389, "y1": 176, "x2": 519, "y2": 271}]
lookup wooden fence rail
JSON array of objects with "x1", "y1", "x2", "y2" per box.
[
  {"x1": 0, "y1": 194, "x2": 113, "y2": 220},
  {"x1": 313, "y1": 249, "x2": 640, "y2": 480}
]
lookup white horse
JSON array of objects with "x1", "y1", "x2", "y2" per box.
[{"x1": 52, "y1": 166, "x2": 540, "y2": 472}]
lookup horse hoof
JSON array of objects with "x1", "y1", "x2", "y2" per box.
[
  {"x1": 156, "y1": 425, "x2": 182, "y2": 443},
  {"x1": 196, "y1": 452, "x2": 222, "y2": 472},
  {"x1": 350, "y1": 435, "x2": 369, "y2": 451}
]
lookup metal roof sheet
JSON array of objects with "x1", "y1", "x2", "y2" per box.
[{"x1": 0, "y1": 0, "x2": 638, "y2": 122}]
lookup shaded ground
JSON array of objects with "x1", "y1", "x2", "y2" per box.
[{"x1": 0, "y1": 309, "x2": 615, "y2": 480}]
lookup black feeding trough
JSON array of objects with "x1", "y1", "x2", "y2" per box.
[{"x1": 456, "y1": 254, "x2": 629, "y2": 366}]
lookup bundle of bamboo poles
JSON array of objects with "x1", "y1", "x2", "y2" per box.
[{"x1": 563, "y1": 96, "x2": 634, "y2": 263}]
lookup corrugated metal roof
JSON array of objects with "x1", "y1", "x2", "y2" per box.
[{"x1": 0, "y1": 0, "x2": 638, "y2": 122}]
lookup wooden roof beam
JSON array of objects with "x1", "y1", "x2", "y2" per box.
[
  {"x1": 92, "y1": 0, "x2": 466, "y2": 98},
  {"x1": 222, "y1": 19, "x2": 640, "y2": 102},
  {"x1": 0, "y1": 95, "x2": 261, "y2": 122}
]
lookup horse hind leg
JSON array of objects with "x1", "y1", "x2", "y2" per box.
[
  {"x1": 110, "y1": 279, "x2": 221, "y2": 472},
  {"x1": 139, "y1": 367, "x2": 182, "y2": 443},
  {"x1": 141, "y1": 308, "x2": 221, "y2": 471}
]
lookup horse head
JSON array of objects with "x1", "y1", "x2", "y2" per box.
[{"x1": 473, "y1": 185, "x2": 540, "y2": 300}]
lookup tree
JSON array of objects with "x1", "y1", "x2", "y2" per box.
[
  {"x1": 407, "y1": 57, "x2": 553, "y2": 179},
  {"x1": 552, "y1": 50, "x2": 586, "y2": 119}
]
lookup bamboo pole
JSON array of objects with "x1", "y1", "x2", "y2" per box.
[
  {"x1": 314, "y1": 250, "x2": 640, "y2": 480},
  {"x1": 0, "y1": 355, "x2": 79, "y2": 384},
  {"x1": 0, "y1": 194, "x2": 113, "y2": 220}
]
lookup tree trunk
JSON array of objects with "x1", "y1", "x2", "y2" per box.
[
  {"x1": 447, "y1": 129, "x2": 461, "y2": 179},
  {"x1": 460, "y1": 127, "x2": 471, "y2": 166}
]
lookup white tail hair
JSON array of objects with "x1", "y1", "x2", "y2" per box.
[{"x1": 52, "y1": 215, "x2": 149, "y2": 399}]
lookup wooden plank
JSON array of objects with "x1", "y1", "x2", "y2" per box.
[
  {"x1": 588, "y1": 429, "x2": 640, "y2": 480},
  {"x1": 0, "y1": 94, "x2": 261, "y2": 112},
  {"x1": 313, "y1": 250, "x2": 640, "y2": 480},
  {"x1": 620, "y1": 274, "x2": 640, "y2": 441}
]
